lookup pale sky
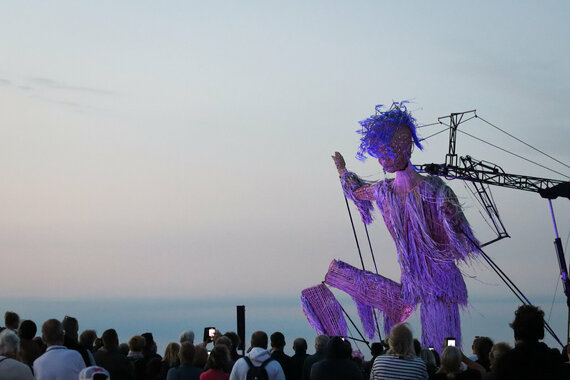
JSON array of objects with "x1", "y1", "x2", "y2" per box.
[{"x1": 1, "y1": 0, "x2": 569, "y2": 347}]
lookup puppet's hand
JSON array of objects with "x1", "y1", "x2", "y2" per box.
[{"x1": 332, "y1": 152, "x2": 347, "y2": 176}]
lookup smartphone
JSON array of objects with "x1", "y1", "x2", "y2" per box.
[
  {"x1": 444, "y1": 337, "x2": 456, "y2": 347},
  {"x1": 428, "y1": 346, "x2": 434, "y2": 351},
  {"x1": 203, "y1": 327, "x2": 216, "y2": 343}
]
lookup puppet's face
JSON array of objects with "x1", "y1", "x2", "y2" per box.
[{"x1": 377, "y1": 126, "x2": 413, "y2": 173}]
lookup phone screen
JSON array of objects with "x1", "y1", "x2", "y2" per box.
[{"x1": 203, "y1": 327, "x2": 216, "y2": 343}]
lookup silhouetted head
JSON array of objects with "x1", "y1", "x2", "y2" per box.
[
  {"x1": 80, "y1": 330, "x2": 97, "y2": 349},
  {"x1": 270, "y1": 332, "x2": 286, "y2": 350},
  {"x1": 178, "y1": 342, "x2": 195, "y2": 365},
  {"x1": 223, "y1": 331, "x2": 240, "y2": 351},
  {"x1": 128, "y1": 335, "x2": 145, "y2": 353},
  {"x1": 163, "y1": 342, "x2": 180, "y2": 367},
  {"x1": 179, "y1": 330, "x2": 195, "y2": 345},
  {"x1": 314, "y1": 335, "x2": 330, "y2": 353},
  {"x1": 62, "y1": 316, "x2": 79, "y2": 341},
  {"x1": 440, "y1": 346, "x2": 462, "y2": 375},
  {"x1": 293, "y1": 338, "x2": 308, "y2": 354},
  {"x1": 102, "y1": 329, "x2": 119, "y2": 350},
  {"x1": 42, "y1": 319, "x2": 64, "y2": 346},
  {"x1": 510, "y1": 305, "x2": 545, "y2": 342},
  {"x1": 142, "y1": 332, "x2": 157, "y2": 354},
  {"x1": 193, "y1": 344, "x2": 208, "y2": 368},
  {"x1": 324, "y1": 336, "x2": 351, "y2": 360},
  {"x1": 18, "y1": 320, "x2": 37, "y2": 340},
  {"x1": 207, "y1": 344, "x2": 230, "y2": 370},
  {"x1": 4, "y1": 312, "x2": 20, "y2": 330},
  {"x1": 413, "y1": 339, "x2": 422, "y2": 356},
  {"x1": 251, "y1": 331, "x2": 268, "y2": 349},
  {"x1": 489, "y1": 342, "x2": 512, "y2": 371}
]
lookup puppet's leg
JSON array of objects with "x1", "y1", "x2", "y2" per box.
[
  {"x1": 420, "y1": 298, "x2": 461, "y2": 354},
  {"x1": 301, "y1": 283, "x2": 348, "y2": 337},
  {"x1": 325, "y1": 259, "x2": 415, "y2": 335}
]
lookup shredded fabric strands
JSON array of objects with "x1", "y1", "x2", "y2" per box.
[
  {"x1": 353, "y1": 297, "x2": 376, "y2": 339},
  {"x1": 374, "y1": 176, "x2": 479, "y2": 304},
  {"x1": 421, "y1": 300, "x2": 462, "y2": 354},
  {"x1": 356, "y1": 101, "x2": 423, "y2": 161},
  {"x1": 339, "y1": 171, "x2": 480, "y2": 350},
  {"x1": 341, "y1": 171, "x2": 374, "y2": 224},
  {"x1": 301, "y1": 284, "x2": 348, "y2": 337},
  {"x1": 325, "y1": 260, "x2": 414, "y2": 335}
]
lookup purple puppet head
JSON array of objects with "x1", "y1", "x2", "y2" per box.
[{"x1": 356, "y1": 101, "x2": 423, "y2": 161}]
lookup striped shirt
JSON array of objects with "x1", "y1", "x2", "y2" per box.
[{"x1": 370, "y1": 354, "x2": 428, "y2": 380}]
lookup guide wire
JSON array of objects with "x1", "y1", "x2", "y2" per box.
[
  {"x1": 477, "y1": 116, "x2": 570, "y2": 171},
  {"x1": 458, "y1": 130, "x2": 570, "y2": 179}
]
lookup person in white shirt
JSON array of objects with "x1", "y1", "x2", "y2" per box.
[
  {"x1": 0, "y1": 329, "x2": 34, "y2": 380},
  {"x1": 33, "y1": 319, "x2": 86, "y2": 380}
]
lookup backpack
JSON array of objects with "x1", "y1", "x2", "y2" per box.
[{"x1": 244, "y1": 356, "x2": 273, "y2": 380}]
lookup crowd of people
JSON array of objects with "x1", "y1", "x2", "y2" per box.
[{"x1": 1, "y1": 304, "x2": 569, "y2": 380}]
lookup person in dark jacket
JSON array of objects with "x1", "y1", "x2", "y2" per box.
[
  {"x1": 291, "y1": 338, "x2": 309, "y2": 380},
  {"x1": 62, "y1": 316, "x2": 93, "y2": 366},
  {"x1": 94, "y1": 329, "x2": 134, "y2": 380},
  {"x1": 310, "y1": 337, "x2": 363, "y2": 380},
  {"x1": 301, "y1": 335, "x2": 329, "y2": 380},
  {"x1": 270, "y1": 332, "x2": 293, "y2": 380},
  {"x1": 494, "y1": 305, "x2": 560, "y2": 380}
]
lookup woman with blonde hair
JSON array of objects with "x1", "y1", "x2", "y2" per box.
[
  {"x1": 160, "y1": 342, "x2": 180, "y2": 379},
  {"x1": 434, "y1": 346, "x2": 482, "y2": 380},
  {"x1": 370, "y1": 323, "x2": 428, "y2": 379}
]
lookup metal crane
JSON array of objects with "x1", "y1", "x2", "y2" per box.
[{"x1": 417, "y1": 110, "x2": 570, "y2": 344}]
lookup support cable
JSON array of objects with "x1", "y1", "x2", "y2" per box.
[
  {"x1": 477, "y1": 116, "x2": 570, "y2": 171},
  {"x1": 464, "y1": 234, "x2": 564, "y2": 348},
  {"x1": 458, "y1": 130, "x2": 570, "y2": 179},
  {"x1": 343, "y1": 195, "x2": 366, "y2": 269},
  {"x1": 343, "y1": 194, "x2": 383, "y2": 341},
  {"x1": 363, "y1": 224, "x2": 383, "y2": 340},
  {"x1": 339, "y1": 301, "x2": 371, "y2": 349},
  {"x1": 418, "y1": 121, "x2": 443, "y2": 129},
  {"x1": 420, "y1": 127, "x2": 448, "y2": 141}
]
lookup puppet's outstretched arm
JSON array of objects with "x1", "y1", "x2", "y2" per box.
[{"x1": 332, "y1": 152, "x2": 375, "y2": 224}]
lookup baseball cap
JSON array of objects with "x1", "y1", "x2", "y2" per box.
[{"x1": 79, "y1": 366, "x2": 110, "y2": 380}]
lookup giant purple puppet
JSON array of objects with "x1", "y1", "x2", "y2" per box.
[{"x1": 323, "y1": 102, "x2": 479, "y2": 352}]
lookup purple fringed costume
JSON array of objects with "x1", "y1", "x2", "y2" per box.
[{"x1": 339, "y1": 173, "x2": 479, "y2": 352}]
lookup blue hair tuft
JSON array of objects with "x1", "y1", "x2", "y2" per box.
[{"x1": 356, "y1": 101, "x2": 423, "y2": 161}]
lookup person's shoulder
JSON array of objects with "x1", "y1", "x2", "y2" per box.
[
  {"x1": 1, "y1": 358, "x2": 34, "y2": 379},
  {"x1": 64, "y1": 347, "x2": 85, "y2": 360}
]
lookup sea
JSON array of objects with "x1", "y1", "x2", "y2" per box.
[{"x1": 2, "y1": 294, "x2": 568, "y2": 359}]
